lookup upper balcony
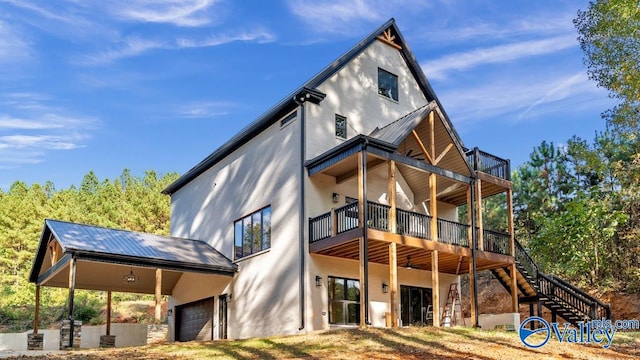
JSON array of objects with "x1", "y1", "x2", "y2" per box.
[{"x1": 309, "y1": 200, "x2": 513, "y2": 274}]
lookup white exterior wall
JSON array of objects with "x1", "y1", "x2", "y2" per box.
[
  {"x1": 307, "y1": 255, "x2": 459, "y2": 330},
  {"x1": 306, "y1": 40, "x2": 429, "y2": 160},
  {"x1": 169, "y1": 110, "x2": 302, "y2": 340}
]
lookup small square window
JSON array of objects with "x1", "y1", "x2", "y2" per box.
[
  {"x1": 335, "y1": 114, "x2": 347, "y2": 139},
  {"x1": 378, "y1": 68, "x2": 398, "y2": 101}
]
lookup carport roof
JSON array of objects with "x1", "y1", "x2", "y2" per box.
[{"x1": 29, "y1": 219, "x2": 237, "y2": 283}]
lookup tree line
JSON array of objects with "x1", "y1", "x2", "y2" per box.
[{"x1": 0, "y1": 170, "x2": 179, "y2": 330}]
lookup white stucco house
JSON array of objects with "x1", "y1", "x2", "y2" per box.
[{"x1": 30, "y1": 19, "x2": 610, "y2": 348}]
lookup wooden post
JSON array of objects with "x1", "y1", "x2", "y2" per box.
[
  {"x1": 33, "y1": 285, "x2": 40, "y2": 334},
  {"x1": 358, "y1": 152, "x2": 365, "y2": 229},
  {"x1": 155, "y1": 269, "x2": 162, "y2": 324},
  {"x1": 507, "y1": 189, "x2": 515, "y2": 256},
  {"x1": 429, "y1": 173, "x2": 437, "y2": 241},
  {"x1": 468, "y1": 257, "x2": 476, "y2": 327},
  {"x1": 431, "y1": 250, "x2": 440, "y2": 327},
  {"x1": 475, "y1": 180, "x2": 483, "y2": 251},
  {"x1": 388, "y1": 161, "x2": 397, "y2": 233},
  {"x1": 357, "y1": 150, "x2": 369, "y2": 326},
  {"x1": 68, "y1": 255, "x2": 77, "y2": 348},
  {"x1": 389, "y1": 243, "x2": 398, "y2": 327},
  {"x1": 106, "y1": 291, "x2": 112, "y2": 336},
  {"x1": 510, "y1": 264, "x2": 519, "y2": 313}
]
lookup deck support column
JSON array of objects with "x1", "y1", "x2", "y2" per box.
[
  {"x1": 506, "y1": 189, "x2": 518, "y2": 313},
  {"x1": 106, "y1": 291, "x2": 112, "y2": 335},
  {"x1": 429, "y1": 172, "x2": 440, "y2": 327},
  {"x1": 469, "y1": 181, "x2": 480, "y2": 327},
  {"x1": 358, "y1": 149, "x2": 370, "y2": 326},
  {"x1": 34, "y1": 285, "x2": 40, "y2": 334},
  {"x1": 475, "y1": 180, "x2": 483, "y2": 251},
  {"x1": 388, "y1": 160, "x2": 398, "y2": 327},
  {"x1": 68, "y1": 255, "x2": 77, "y2": 348},
  {"x1": 155, "y1": 269, "x2": 162, "y2": 324},
  {"x1": 389, "y1": 243, "x2": 398, "y2": 327}
]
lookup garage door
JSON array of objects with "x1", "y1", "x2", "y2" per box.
[{"x1": 176, "y1": 297, "x2": 214, "y2": 342}]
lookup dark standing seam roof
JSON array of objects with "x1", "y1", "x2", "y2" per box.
[
  {"x1": 162, "y1": 18, "x2": 467, "y2": 195},
  {"x1": 369, "y1": 103, "x2": 435, "y2": 146},
  {"x1": 29, "y1": 219, "x2": 236, "y2": 282}
]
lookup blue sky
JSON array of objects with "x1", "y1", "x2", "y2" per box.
[{"x1": 0, "y1": 0, "x2": 614, "y2": 190}]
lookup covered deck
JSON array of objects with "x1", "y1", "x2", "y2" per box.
[{"x1": 305, "y1": 103, "x2": 519, "y2": 328}]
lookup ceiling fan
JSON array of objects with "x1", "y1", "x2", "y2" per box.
[{"x1": 405, "y1": 255, "x2": 416, "y2": 269}]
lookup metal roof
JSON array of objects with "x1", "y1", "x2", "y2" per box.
[
  {"x1": 162, "y1": 18, "x2": 464, "y2": 195},
  {"x1": 29, "y1": 219, "x2": 236, "y2": 282},
  {"x1": 369, "y1": 102, "x2": 435, "y2": 146}
]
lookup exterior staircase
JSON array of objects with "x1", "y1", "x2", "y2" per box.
[{"x1": 491, "y1": 239, "x2": 611, "y2": 326}]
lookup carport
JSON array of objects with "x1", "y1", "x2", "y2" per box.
[{"x1": 29, "y1": 219, "x2": 236, "y2": 349}]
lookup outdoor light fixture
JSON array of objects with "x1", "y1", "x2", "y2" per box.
[
  {"x1": 315, "y1": 275, "x2": 322, "y2": 287},
  {"x1": 332, "y1": 192, "x2": 340, "y2": 204},
  {"x1": 167, "y1": 309, "x2": 173, "y2": 317},
  {"x1": 123, "y1": 268, "x2": 138, "y2": 284},
  {"x1": 382, "y1": 282, "x2": 389, "y2": 293}
]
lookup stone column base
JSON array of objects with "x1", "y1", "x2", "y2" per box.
[
  {"x1": 60, "y1": 319, "x2": 82, "y2": 350},
  {"x1": 100, "y1": 335, "x2": 116, "y2": 348},
  {"x1": 27, "y1": 333, "x2": 44, "y2": 350}
]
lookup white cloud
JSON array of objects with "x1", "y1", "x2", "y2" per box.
[
  {"x1": 176, "y1": 29, "x2": 276, "y2": 48},
  {"x1": 79, "y1": 37, "x2": 167, "y2": 65},
  {"x1": 0, "y1": 92, "x2": 99, "y2": 167},
  {"x1": 436, "y1": 71, "x2": 610, "y2": 125},
  {"x1": 0, "y1": 20, "x2": 30, "y2": 63},
  {"x1": 421, "y1": 35, "x2": 578, "y2": 80},
  {"x1": 112, "y1": 0, "x2": 220, "y2": 27},
  {"x1": 177, "y1": 101, "x2": 236, "y2": 118}
]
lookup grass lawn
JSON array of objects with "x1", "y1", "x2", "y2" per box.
[{"x1": 10, "y1": 327, "x2": 640, "y2": 359}]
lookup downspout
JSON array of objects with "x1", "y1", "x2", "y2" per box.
[
  {"x1": 469, "y1": 178, "x2": 479, "y2": 327},
  {"x1": 294, "y1": 96, "x2": 306, "y2": 331},
  {"x1": 362, "y1": 138, "x2": 370, "y2": 325}
]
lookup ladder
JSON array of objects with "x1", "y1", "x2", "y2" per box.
[{"x1": 441, "y1": 283, "x2": 465, "y2": 327}]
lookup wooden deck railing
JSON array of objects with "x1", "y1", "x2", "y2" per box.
[
  {"x1": 309, "y1": 200, "x2": 509, "y2": 252},
  {"x1": 466, "y1": 147, "x2": 511, "y2": 180}
]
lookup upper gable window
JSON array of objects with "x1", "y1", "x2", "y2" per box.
[
  {"x1": 335, "y1": 114, "x2": 347, "y2": 139},
  {"x1": 378, "y1": 68, "x2": 398, "y2": 101}
]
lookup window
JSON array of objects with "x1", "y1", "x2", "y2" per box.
[
  {"x1": 234, "y1": 206, "x2": 271, "y2": 259},
  {"x1": 378, "y1": 68, "x2": 398, "y2": 101},
  {"x1": 280, "y1": 112, "x2": 296, "y2": 127},
  {"x1": 335, "y1": 114, "x2": 347, "y2": 139},
  {"x1": 328, "y1": 276, "x2": 360, "y2": 324}
]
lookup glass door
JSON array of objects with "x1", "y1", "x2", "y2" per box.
[
  {"x1": 400, "y1": 285, "x2": 432, "y2": 326},
  {"x1": 328, "y1": 276, "x2": 360, "y2": 325}
]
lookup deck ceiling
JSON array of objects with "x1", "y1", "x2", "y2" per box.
[{"x1": 312, "y1": 237, "x2": 511, "y2": 275}]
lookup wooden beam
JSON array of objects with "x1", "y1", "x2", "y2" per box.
[
  {"x1": 68, "y1": 255, "x2": 77, "y2": 348},
  {"x1": 431, "y1": 250, "x2": 440, "y2": 327},
  {"x1": 429, "y1": 111, "x2": 436, "y2": 162},
  {"x1": 477, "y1": 172, "x2": 511, "y2": 189},
  {"x1": 309, "y1": 228, "x2": 363, "y2": 253},
  {"x1": 467, "y1": 187, "x2": 473, "y2": 251},
  {"x1": 510, "y1": 263, "x2": 519, "y2": 313},
  {"x1": 106, "y1": 291, "x2": 112, "y2": 336},
  {"x1": 389, "y1": 243, "x2": 398, "y2": 327},
  {"x1": 455, "y1": 256, "x2": 464, "y2": 275},
  {"x1": 475, "y1": 180, "x2": 484, "y2": 251},
  {"x1": 507, "y1": 189, "x2": 515, "y2": 257},
  {"x1": 155, "y1": 268, "x2": 162, "y2": 324},
  {"x1": 411, "y1": 130, "x2": 434, "y2": 164},
  {"x1": 388, "y1": 161, "x2": 397, "y2": 234},
  {"x1": 429, "y1": 173, "x2": 438, "y2": 242},
  {"x1": 376, "y1": 35, "x2": 403, "y2": 50},
  {"x1": 33, "y1": 285, "x2": 40, "y2": 334},
  {"x1": 359, "y1": 237, "x2": 366, "y2": 327},
  {"x1": 468, "y1": 257, "x2": 477, "y2": 327},
  {"x1": 358, "y1": 153, "x2": 365, "y2": 228},
  {"x1": 433, "y1": 143, "x2": 454, "y2": 166},
  {"x1": 368, "y1": 229, "x2": 472, "y2": 257}
]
